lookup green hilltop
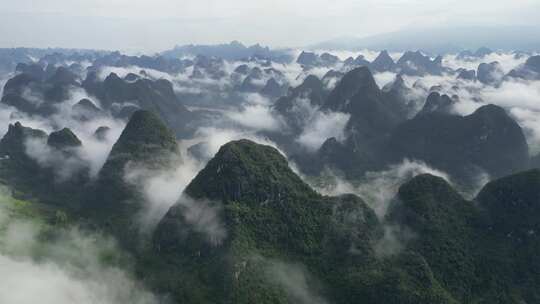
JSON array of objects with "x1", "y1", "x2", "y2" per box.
[{"x1": 1, "y1": 109, "x2": 539, "y2": 304}]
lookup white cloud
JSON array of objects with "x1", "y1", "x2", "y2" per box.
[
  {"x1": 265, "y1": 259, "x2": 328, "y2": 304},
  {"x1": 0, "y1": 189, "x2": 159, "y2": 304},
  {"x1": 443, "y1": 52, "x2": 528, "y2": 73},
  {"x1": 3, "y1": 0, "x2": 539, "y2": 50},
  {"x1": 312, "y1": 159, "x2": 451, "y2": 218},
  {"x1": 296, "y1": 111, "x2": 350, "y2": 152},
  {"x1": 24, "y1": 137, "x2": 87, "y2": 182},
  {"x1": 0, "y1": 85, "x2": 125, "y2": 180},
  {"x1": 97, "y1": 66, "x2": 173, "y2": 82},
  {"x1": 448, "y1": 78, "x2": 540, "y2": 153},
  {"x1": 190, "y1": 127, "x2": 281, "y2": 160},
  {"x1": 0, "y1": 256, "x2": 158, "y2": 304},
  {"x1": 123, "y1": 149, "x2": 204, "y2": 231},
  {"x1": 225, "y1": 94, "x2": 286, "y2": 131},
  {"x1": 374, "y1": 71, "x2": 397, "y2": 88},
  {"x1": 172, "y1": 195, "x2": 227, "y2": 246}
]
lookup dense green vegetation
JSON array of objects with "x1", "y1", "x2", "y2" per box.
[
  {"x1": 387, "y1": 169, "x2": 540, "y2": 303},
  {"x1": 149, "y1": 140, "x2": 461, "y2": 303},
  {"x1": 90, "y1": 110, "x2": 179, "y2": 210},
  {"x1": 1, "y1": 110, "x2": 539, "y2": 304},
  {"x1": 0, "y1": 122, "x2": 85, "y2": 208},
  {"x1": 47, "y1": 127, "x2": 82, "y2": 149},
  {"x1": 84, "y1": 110, "x2": 181, "y2": 250}
]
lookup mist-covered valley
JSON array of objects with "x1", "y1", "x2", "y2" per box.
[{"x1": 1, "y1": 41, "x2": 540, "y2": 304}]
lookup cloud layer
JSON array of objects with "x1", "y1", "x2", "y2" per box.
[{"x1": 0, "y1": 187, "x2": 159, "y2": 304}]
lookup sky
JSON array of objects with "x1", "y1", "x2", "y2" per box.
[{"x1": 0, "y1": 0, "x2": 539, "y2": 52}]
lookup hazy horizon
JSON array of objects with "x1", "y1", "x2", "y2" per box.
[
  {"x1": 2, "y1": 1, "x2": 540, "y2": 303},
  {"x1": 1, "y1": 0, "x2": 540, "y2": 52}
]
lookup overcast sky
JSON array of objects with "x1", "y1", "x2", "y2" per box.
[{"x1": 1, "y1": 0, "x2": 539, "y2": 52}]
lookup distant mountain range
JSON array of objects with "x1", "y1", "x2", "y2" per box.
[
  {"x1": 161, "y1": 41, "x2": 293, "y2": 62},
  {"x1": 311, "y1": 26, "x2": 540, "y2": 54}
]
